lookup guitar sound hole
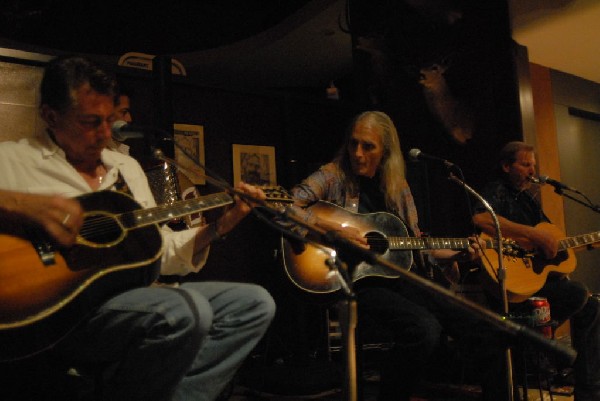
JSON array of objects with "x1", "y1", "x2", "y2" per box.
[
  {"x1": 366, "y1": 232, "x2": 389, "y2": 254},
  {"x1": 81, "y1": 214, "x2": 123, "y2": 245}
]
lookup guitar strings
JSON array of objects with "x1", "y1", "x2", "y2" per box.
[
  {"x1": 77, "y1": 190, "x2": 290, "y2": 240},
  {"x1": 77, "y1": 200, "x2": 236, "y2": 240}
]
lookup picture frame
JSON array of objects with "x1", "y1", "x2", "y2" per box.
[
  {"x1": 174, "y1": 123, "x2": 205, "y2": 185},
  {"x1": 232, "y1": 144, "x2": 277, "y2": 186}
]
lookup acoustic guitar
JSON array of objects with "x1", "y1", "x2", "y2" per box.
[
  {"x1": 0, "y1": 187, "x2": 291, "y2": 361},
  {"x1": 479, "y1": 222, "x2": 600, "y2": 303},
  {"x1": 281, "y1": 201, "x2": 525, "y2": 294}
]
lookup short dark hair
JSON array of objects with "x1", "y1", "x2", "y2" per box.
[
  {"x1": 498, "y1": 141, "x2": 534, "y2": 166},
  {"x1": 40, "y1": 55, "x2": 117, "y2": 114}
]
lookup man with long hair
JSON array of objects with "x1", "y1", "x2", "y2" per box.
[{"x1": 290, "y1": 111, "x2": 494, "y2": 400}]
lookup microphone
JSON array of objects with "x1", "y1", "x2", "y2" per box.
[
  {"x1": 111, "y1": 120, "x2": 146, "y2": 141},
  {"x1": 408, "y1": 148, "x2": 455, "y2": 167},
  {"x1": 529, "y1": 175, "x2": 578, "y2": 192}
]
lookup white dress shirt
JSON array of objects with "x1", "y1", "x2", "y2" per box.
[{"x1": 0, "y1": 132, "x2": 209, "y2": 275}]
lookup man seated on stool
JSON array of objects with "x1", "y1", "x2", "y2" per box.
[
  {"x1": 0, "y1": 55, "x2": 275, "y2": 401},
  {"x1": 473, "y1": 141, "x2": 600, "y2": 401}
]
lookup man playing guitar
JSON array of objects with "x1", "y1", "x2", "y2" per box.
[
  {"x1": 0, "y1": 55, "x2": 275, "y2": 401},
  {"x1": 473, "y1": 141, "x2": 600, "y2": 401}
]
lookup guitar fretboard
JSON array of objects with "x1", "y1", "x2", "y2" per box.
[
  {"x1": 124, "y1": 192, "x2": 234, "y2": 228},
  {"x1": 560, "y1": 231, "x2": 600, "y2": 251},
  {"x1": 389, "y1": 237, "x2": 473, "y2": 250}
]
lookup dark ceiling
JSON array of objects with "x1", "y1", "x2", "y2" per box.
[
  {"x1": 0, "y1": 0, "x2": 354, "y2": 89},
  {"x1": 0, "y1": 0, "x2": 504, "y2": 90},
  {"x1": 0, "y1": 0, "x2": 313, "y2": 55}
]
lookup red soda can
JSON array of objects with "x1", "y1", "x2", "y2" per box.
[{"x1": 528, "y1": 297, "x2": 552, "y2": 338}]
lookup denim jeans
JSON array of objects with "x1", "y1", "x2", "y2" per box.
[
  {"x1": 172, "y1": 282, "x2": 276, "y2": 401},
  {"x1": 55, "y1": 282, "x2": 275, "y2": 401}
]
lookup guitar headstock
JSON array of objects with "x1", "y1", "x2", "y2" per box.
[
  {"x1": 501, "y1": 237, "x2": 533, "y2": 258},
  {"x1": 261, "y1": 186, "x2": 294, "y2": 209}
]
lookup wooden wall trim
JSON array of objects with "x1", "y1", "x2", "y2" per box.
[{"x1": 529, "y1": 62, "x2": 565, "y2": 232}]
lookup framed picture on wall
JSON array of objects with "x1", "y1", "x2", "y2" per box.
[
  {"x1": 232, "y1": 144, "x2": 277, "y2": 186},
  {"x1": 174, "y1": 123, "x2": 205, "y2": 185}
]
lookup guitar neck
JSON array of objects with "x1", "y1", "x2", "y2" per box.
[
  {"x1": 121, "y1": 192, "x2": 234, "y2": 228},
  {"x1": 559, "y1": 231, "x2": 600, "y2": 252},
  {"x1": 118, "y1": 186, "x2": 293, "y2": 229},
  {"x1": 389, "y1": 236, "x2": 487, "y2": 250}
]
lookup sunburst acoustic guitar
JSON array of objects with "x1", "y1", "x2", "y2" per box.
[
  {"x1": 0, "y1": 187, "x2": 291, "y2": 361},
  {"x1": 281, "y1": 201, "x2": 525, "y2": 294}
]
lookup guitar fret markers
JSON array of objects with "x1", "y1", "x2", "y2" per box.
[
  {"x1": 130, "y1": 193, "x2": 233, "y2": 227},
  {"x1": 392, "y1": 237, "x2": 470, "y2": 250},
  {"x1": 559, "y1": 231, "x2": 600, "y2": 251}
]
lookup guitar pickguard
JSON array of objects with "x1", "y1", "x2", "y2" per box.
[
  {"x1": 352, "y1": 211, "x2": 413, "y2": 283},
  {"x1": 530, "y1": 250, "x2": 570, "y2": 275},
  {"x1": 282, "y1": 201, "x2": 413, "y2": 294}
]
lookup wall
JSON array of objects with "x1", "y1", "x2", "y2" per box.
[
  {"x1": 551, "y1": 70, "x2": 600, "y2": 292},
  {"x1": 529, "y1": 63, "x2": 600, "y2": 293},
  {"x1": 0, "y1": 60, "x2": 45, "y2": 142}
]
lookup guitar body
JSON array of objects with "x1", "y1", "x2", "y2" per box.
[
  {"x1": 281, "y1": 201, "x2": 413, "y2": 294},
  {"x1": 480, "y1": 222, "x2": 575, "y2": 303},
  {"x1": 0, "y1": 191, "x2": 162, "y2": 361}
]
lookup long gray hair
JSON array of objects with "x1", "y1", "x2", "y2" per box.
[{"x1": 334, "y1": 111, "x2": 406, "y2": 212}]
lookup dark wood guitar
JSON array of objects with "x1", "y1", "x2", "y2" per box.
[
  {"x1": 281, "y1": 201, "x2": 524, "y2": 294},
  {"x1": 0, "y1": 187, "x2": 291, "y2": 361},
  {"x1": 480, "y1": 222, "x2": 600, "y2": 303}
]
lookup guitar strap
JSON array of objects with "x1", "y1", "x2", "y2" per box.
[{"x1": 111, "y1": 172, "x2": 134, "y2": 197}]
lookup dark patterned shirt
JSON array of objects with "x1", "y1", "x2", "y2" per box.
[
  {"x1": 475, "y1": 178, "x2": 550, "y2": 226},
  {"x1": 292, "y1": 162, "x2": 421, "y2": 237}
]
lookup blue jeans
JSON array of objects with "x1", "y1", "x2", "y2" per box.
[
  {"x1": 173, "y1": 282, "x2": 275, "y2": 401},
  {"x1": 56, "y1": 282, "x2": 275, "y2": 401}
]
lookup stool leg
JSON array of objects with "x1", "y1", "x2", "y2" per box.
[
  {"x1": 536, "y1": 352, "x2": 544, "y2": 401},
  {"x1": 521, "y1": 350, "x2": 529, "y2": 401}
]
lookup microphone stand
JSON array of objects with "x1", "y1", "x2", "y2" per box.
[
  {"x1": 447, "y1": 173, "x2": 515, "y2": 401},
  {"x1": 549, "y1": 186, "x2": 600, "y2": 214},
  {"x1": 338, "y1": 292, "x2": 358, "y2": 401},
  {"x1": 320, "y1": 229, "x2": 390, "y2": 401},
  {"x1": 310, "y1": 213, "x2": 577, "y2": 368},
  {"x1": 156, "y1": 147, "x2": 362, "y2": 400},
  {"x1": 324, "y1": 253, "x2": 359, "y2": 401}
]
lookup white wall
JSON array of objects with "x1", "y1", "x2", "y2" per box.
[
  {"x1": 552, "y1": 70, "x2": 600, "y2": 292},
  {"x1": 0, "y1": 57, "x2": 47, "y2": 142}
]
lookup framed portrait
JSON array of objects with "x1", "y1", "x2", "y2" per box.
[
  {"x1": 232, "y1": 144, "x2": 277, "y2": 186},
  {"x1": 174, "y1": 123, "x2": 205, "y2": 185}
]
